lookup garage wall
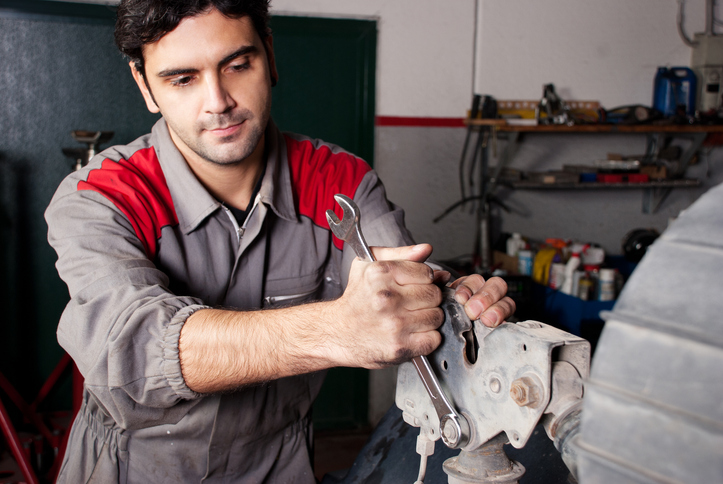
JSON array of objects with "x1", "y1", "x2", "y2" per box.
[{"x1": 270, "y1": 0, "x2": 723, "y2": 259}]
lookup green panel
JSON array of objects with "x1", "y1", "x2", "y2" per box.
[
  {"x1": 0, "y1": 0, "x2": 116, "y2": 24},
  {"x1": 270, "y1": 16, "x2": 377, "y2": 165},
  {"x1": 313, "y1": 367, "x2": 369, "y2": 431}
]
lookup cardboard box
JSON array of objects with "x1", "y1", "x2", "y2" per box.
[
  {"x1": 493, "y1": 250, "x2": 518, "y2": 274},
  {"x1": 640, "y1": 165, "x2": 667, "y2": 180},
  {"x1": 527, "y1": 171, "x2": 580, "y2": 184}
]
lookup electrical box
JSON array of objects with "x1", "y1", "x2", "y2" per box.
[{"x1": 691, "y1": 33, "x2": 723, "y2": 112}]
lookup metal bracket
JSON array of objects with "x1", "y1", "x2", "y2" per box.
[{"x1": 396, "y1": 288, "x2": 590, "y2": 451}]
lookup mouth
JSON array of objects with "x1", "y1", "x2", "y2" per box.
[{"x1": 207, "y1": 122, "x2": 243, "y2": 138}]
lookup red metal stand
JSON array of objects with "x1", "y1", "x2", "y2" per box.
[
  {"x1": 0, "y1": 353, "x2": 83, "y2": 483},
  {"x1": 0, "y1": 396, "x2": 39, "y2": 484}
]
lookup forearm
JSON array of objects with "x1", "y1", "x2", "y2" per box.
[
  {"x1": 179, "y1": 246, "x2": 449, "y2": 394},
  {"x1": 179, "y1": 301, "x2": 341, "y2": 393}
]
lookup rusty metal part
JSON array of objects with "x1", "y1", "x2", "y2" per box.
[
  {"x1": 442, "y1": 433, "x2": 525, "y2": 484},
  {"x1": 396, "y1": 297, "x2": 590, "y2": 451},
  {"x1": 509, "y1": 375, "x2": 543, "y2": 408}
]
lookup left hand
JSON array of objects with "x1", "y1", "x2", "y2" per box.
[
  {"x1": 371, "y1": 244, "x2": 515, "y2": 328},
  {"x1": 447, "y1": 274, "x2": 516, "y2": 327}
]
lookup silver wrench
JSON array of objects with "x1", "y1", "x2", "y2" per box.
[{"x1": 326, "y1": 194, "x2": 470, "y2": 449}]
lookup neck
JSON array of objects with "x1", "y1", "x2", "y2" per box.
[{"x1": 174, "y1": 133, "x2": 266, "y2": 211}]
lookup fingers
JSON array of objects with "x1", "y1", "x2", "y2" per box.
[
  {"x1": 392, "y1": 329, "x2": 442, "y2": 364},
  {"x1": 451, "y1": 275, "x2": 516, "y2": 327},
  {"x1": 433, "y1": 270, "x2": 452, "y2": 285},
  {"x1": 363, "y1": 259, "x2": 434, "y2": 287},
  {"x1": 477, "y1": 296, "x2": 516, "y2": 327},
  {"x1": 372, "y1": 243, "x2": 433, "y2": 263},
  {"x1": 367, "y1": 282, "x2": 442, "y2": 316},
  {"x1": 391, "y1": 283, "x2": 443, "y2": 312}
]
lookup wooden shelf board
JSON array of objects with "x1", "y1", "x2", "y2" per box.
[
  {"x1": 508, "y1": 179, "x2": 702, "y2": 189},
  {"x1": 464, "y1": 119, "x2": 723, "y2": 133}
]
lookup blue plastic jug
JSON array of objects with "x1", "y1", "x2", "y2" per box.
[{"x1": 653, "y1": 67, "x2": 697, "y2": 117}]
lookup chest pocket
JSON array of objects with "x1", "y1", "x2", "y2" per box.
[{"x1": 262, "y1": 268, "x2": 324, "y2": 309}]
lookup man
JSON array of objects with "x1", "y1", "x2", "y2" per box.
[{"x1": 45, "y1": 0, "x2": 515, "y2": 482}]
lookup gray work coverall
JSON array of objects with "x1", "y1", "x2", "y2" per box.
[{"x1": 45, "y1": 118, "x2": 414, "y2": 483}]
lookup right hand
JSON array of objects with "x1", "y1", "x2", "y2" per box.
[{"x1": 328, "y1": 244, "x2": 444, "y2": 369}]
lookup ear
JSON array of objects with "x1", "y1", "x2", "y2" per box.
[
  {"x1": 130, "y1": 62, "x2": 161, "y2": 114},
  {"x1": 264, "y1": 35, "x2": 279, "y2": 87}
]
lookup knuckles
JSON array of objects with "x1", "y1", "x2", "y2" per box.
[{"x1": 491, "y1": 276, "x2": 509, "y2": 294}]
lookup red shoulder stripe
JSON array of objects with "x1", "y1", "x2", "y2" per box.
[
  {"x1": 285, "y1": 136, "x2": 371, "y2": 250},
  {"x1": 77, "y1": 147, "x2": 178, "y2": 259}
]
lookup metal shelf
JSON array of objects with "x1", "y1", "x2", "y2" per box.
[{"x1": 465, "y1": 122, "x2": 717, "y2": 213}]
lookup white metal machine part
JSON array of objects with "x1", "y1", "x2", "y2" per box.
[{"x1": 396, "y1": 288, "x2": 590, "y2": 483}]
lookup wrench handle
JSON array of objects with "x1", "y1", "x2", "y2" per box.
[
  {"x1": 349, "y1": 225, "x2": 375, "y2": 262},
  {"x1": 412, "y1": 355, "x2": 470, "y2": 448}
]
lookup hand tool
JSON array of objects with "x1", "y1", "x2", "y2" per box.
[{"x1": 326, "y1": 194, "x2": 470, "y2": 448}]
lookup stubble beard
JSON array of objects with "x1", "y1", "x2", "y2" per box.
[{"x1": 169, "y1": 108, "x2": 268, "y2": 167}]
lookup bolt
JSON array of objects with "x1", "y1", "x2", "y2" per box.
[
  {"x1": 443, "y1": 419, "x2": 459, "y2": 443},
  {"x1": 510, "y1": 376, "x2": 541, "y2": 407}
]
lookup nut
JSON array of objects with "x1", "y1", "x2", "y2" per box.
[
  {"x1": 443, "y1": 419, "x2": 459, "y2": 443},
  {"x1": 510, "y1": 376, "x2": 541, "y2": 407}
]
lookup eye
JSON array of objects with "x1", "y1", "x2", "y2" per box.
[
  {"x1": 230, "y1": 62, "x2": 250, "y2": 72},
  {"x1": 170, "y1": 75, "x2": 194, "y2": 87}
]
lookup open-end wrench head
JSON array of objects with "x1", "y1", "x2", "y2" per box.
[
  {"x1": 325, "y1": 194, "x2": 359, "y2": 241},
  {"x1": 325, "y1": 208, "x2": 341, "y2": 229},
  {"x1": 325, "y1": 194, "x2": 375, "y2": 262}
]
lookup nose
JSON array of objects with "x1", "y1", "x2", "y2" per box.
[{"x1": 204, "y1": 74, "x2": 235, "y2": 114}]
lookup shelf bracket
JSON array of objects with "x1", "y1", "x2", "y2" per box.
[
  {"x1": 642, "y1": 187, "x2": 672, "y2": 214},
  {"x1": 677, "y1": 132, "x2": 708, "y2": 177},
  {"x1": 642, "y1": 131, "x2": 707, "y2": 213}
]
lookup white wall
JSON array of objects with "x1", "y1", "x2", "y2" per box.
[
  {"x1": 475, "y1": 0, "x2": 712, "y2": 107},
  {"x1": 270, "y1": 0, "x2": 476, "y2": 117},
  {"x1": 273, "y1": 0, "x2": 718, "y2": 116}
]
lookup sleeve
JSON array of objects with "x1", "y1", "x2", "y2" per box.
[
  {"x1": 338, "y1": 169, "x2": 417, "y2": 287},
  {"x1": 45, "y1": 174, "x2": 208, "y2": 430}
]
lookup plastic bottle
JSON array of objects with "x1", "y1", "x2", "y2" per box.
[
  {"x1": 670, "y1": 67, "x2": 697, "y2": 117},
  {"x1": 549, "y1": 263, "x2": 566, "y2": 289},
  {"x1": 653, "y1": 67, "x2": 673, "y2": 116},
  {"x1": 582, "y1": 246, "x2": 605, "y2": 267},
  {"x1": 598, "y1": 268, "x2": 616, "y2": 301},
  {"x1": 578, "y1": 276, "x2": 593, "y2": 300},
  {"x1": 507, "y1": 233, "x2": 524, "y2": 257},
  {"x1": 560, "y1": 252, "x2": 581, "y2": 295},
  {"x1": 518, "y1": 250, "x2": 533, "y2": 276},
  {"x1": 653, "y1": 67, "x2": 697, "y2": 117}
]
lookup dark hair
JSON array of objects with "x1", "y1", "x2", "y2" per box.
[{"x1": 115, "y1": 0, "x2": 271, "y2": 74}]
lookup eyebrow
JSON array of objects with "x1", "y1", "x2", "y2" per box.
[{"x1": 156, "y1": 45, "x2": 259, "y2": 78}]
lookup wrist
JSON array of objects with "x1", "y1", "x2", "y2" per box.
[{"x1": 308, "y1": 298, "x2": 354, "y2": 369}]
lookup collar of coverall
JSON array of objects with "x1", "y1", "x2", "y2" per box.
[{"x1": 151, "y1": 117, "x2": 298, "y2": 235}]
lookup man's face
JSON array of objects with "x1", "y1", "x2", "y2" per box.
[{"x1": 131, "y1": 9, "x2": 277, "y2": 167}]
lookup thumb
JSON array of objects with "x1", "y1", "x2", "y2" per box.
[{"x1": 371, "y1": 243, "x2": 433, "y2": 262}]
